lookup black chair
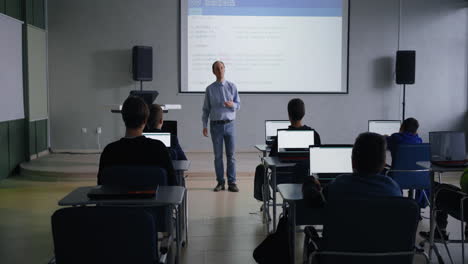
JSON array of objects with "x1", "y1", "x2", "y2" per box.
[
  {"x1": 51, "y1": 206, "x2": 167, "y2": 264},
  {"x1": 100, "y1": 165, "x2": 168, "y2": 187},
  {"x1": 304, "y1": 197, "x2": 429, "y2": 264}
]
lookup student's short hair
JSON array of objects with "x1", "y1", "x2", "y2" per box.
[
  {"x1": 401, "y1": 117, "x2": 419, "y2": 134},
  {"x1": 287, "y1": 98, "x2": 305, "y2": 122},
  {"x1": 352, "y1": 132, "x2": 387, "y2": 174},
  {"x1": 212, "y1": 60, "x2": 225, "y2": 71},
  {"x1": 121, "y1": 96, "x2": 149, "y2": 129},
  {"x1": 148, "y1": 104, "x2": 163, "y2": 129}
]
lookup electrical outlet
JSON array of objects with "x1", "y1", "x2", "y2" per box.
[
  {"x1": 97, "y1": 127, "x2": 102, "y2": 134},
  {"x1": 81, "y1": 128, "x2": 87, "y2": 134}
]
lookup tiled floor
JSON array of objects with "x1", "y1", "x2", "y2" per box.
[{"x1": 0, "y1": 153, "x2": 467, "y2": 263}]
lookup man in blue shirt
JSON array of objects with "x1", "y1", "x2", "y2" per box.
[
  {"x1": 325, "y1": 132, "x2": 402, "y2": 201},
  {"x1": 202, "y1": 61, "x2": 241, "y2": 192},
  {"x1": 386, "y1": 117, "x2": 423, "y2": 159}
]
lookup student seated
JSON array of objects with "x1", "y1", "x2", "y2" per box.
[
  {"x1": 386, "y1": 117, "x2": 422, "y2": 159},
  {"x1": 385, "y1": 117, "x2": 426, "y2": 206},
  {"x1": 146, "y1": 104, "x2": 187, "y2": 160},
  {"x1": 324, "y1": 132, "x2": 402, "y2": 201},
  {"x1": 97, "y1": 96, "x2": 176, "y2": 186},
  {"x1": 419, "y1": 171, "x2": 468, "y2": 241},
  {"x1": 269, "y1": 98, "x2": 322, "y2": 157}
]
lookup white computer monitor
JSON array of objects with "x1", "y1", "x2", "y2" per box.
[
  {"x1": 309, "y1": 145, "x2": 353, "y2": 174},
  {"x1": 277, "y1": 129, "x2": 315, "y2": 151},
  {"x1": 368, "y1": 120, "x2": 401, "y2": 136},
  {"x1": 143, "y1": 132, "x2": 171, "y2": 147},
  {"x1": 265, "y1": 120, "x2": 290, "y2": 141}
]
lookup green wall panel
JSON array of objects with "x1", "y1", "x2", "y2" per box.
[
  {"x1": 32, "y1": 0, "x2": 44, "y2": 29},
  {"x1": 29, "y1": 121, "x2": 36, "y2": 156},
  {"x1": 8, "y1": 119, "x2": 26, "y2": 172},
  {"x1": 0, "y1": 122, "x2": 9, "y2": 179},
  {"x1": 5, "y1": 0, "x2": 22, "y2": 20},
  {"x1": 0, "y1": 0, "x2": 6, "y2": 14},
  {"x1": 36, "y1": 119, "x2": 47, "y2": 152},
  {"x1": 26, "y1": 0, "x2": 32, "y2": 24}
]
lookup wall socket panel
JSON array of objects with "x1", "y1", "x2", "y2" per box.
[{"x1": 81, "y1": 128, "x2": 87, "y2": 133}]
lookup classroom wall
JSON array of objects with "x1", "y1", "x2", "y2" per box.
[
  {"x1": 0, "y1": 0, "x2": 48, "y2": 179},
  {"x1": 47, "y1": 0, "x2": 468, "y2": 152}
]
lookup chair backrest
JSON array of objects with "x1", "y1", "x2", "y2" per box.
[
  {"x1": 51, "y1": 207, "x2": 157, "y2": 264},
  {"x1": 100, "y1": 165, "x2": 168, "y2": 188},
  {"x1": 390, "y1": 143, "x2": 431, "y2": 189},
  {"x1": 320, "y1": 197, "x2": 420, "y2": 264}
]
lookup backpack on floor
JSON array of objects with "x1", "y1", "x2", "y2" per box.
[
  {"x1": 254, "y1": 164, "x2": 269, "y2": 201},
  {"x1": 253, "y1": 213, "x2": 291, "y2": 264}
]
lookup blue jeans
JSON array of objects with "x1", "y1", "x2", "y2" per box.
[{"x1": 210, "y1": 122, "x2": 236, "y2": 184}]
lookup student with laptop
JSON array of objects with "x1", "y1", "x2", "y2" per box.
[
  {"x1": 145, "y1": 104, "x2": 187, "y2": 160},
  {"x1": 97, "y1": 96, "x2": 176, "y2": 186},
  {"x1": 269, "y1": 98, "x2": 321, "y2": 157},
  {"x1": 324, "y1": 132, "x2": 402, "y2": 200}
]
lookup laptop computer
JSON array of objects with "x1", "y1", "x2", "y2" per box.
[
  {"x1": 277, "y1": 129, "x2": 315, "y2": 158},
  {"x1": 368, "y1": 120, "x2": 401, "y2": 136},
  {"x1": 143, "y1": 132, "x2": 171, "y2": 147},
  {"x1": 265, "y1": 120, "x2": 290, "y2": 145},
  {"x1": 87, "y1": 185, "x2": 157, "y2": 200},
  {"x1": 429, "y1": 131, "x2": 468, "y2": 167},
  {"x1": 309, "y1": 145, "x2": 353, "y2": 179}
]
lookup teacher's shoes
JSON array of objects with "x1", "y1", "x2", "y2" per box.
[
  {"x1": 228, "y1": 183, "x2": 239, "y2": 192},
  {"x1": 213, "y1": 183, "x2": 225, "y2": 192}
]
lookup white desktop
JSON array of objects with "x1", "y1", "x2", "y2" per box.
[
  {"x1": 309, "y1": 146, "x2": 353, "y2": 174},
  {"x1": 368, "y1": 120, "x2": 401, "y2": 136},
  {"x1": 143, "y1": 132, "x2": 171, "y2": 147}
]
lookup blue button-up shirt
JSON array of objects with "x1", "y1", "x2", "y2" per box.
[{"x1": 202, "y1": 80, "x2": 240, "y2": 128}]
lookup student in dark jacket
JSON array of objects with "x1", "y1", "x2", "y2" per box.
[
  {"x1": 97, "y1": 96, "x2": 176, "y2": 186},
  {"x1": 146, "y1": 104, "x2": 187, "y2": 161},
  {"x1": 269, "y1": 98, "x2": 321, "y2": 157}
]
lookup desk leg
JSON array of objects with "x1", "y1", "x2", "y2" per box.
[
  {"x1": 428, "y1": 171, "x2": 444, "y2": 263},
  {"x1": 289, "y1": 201, "x2": 296, "y2": 264},
  {"x1": 262, "y1": 162, "x2": 270, "y2": 231},
  {"x1": 175, "y1": 204, "x2": 181, "y2": 264},
  {"x1": 272, "y1": 166, "x2": 277, "y2": 233},
  {"x1": 184, "y1": 190, "x2": 188, "y2": 247}
]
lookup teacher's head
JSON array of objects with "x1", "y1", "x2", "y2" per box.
[{"x1": 212, "y1": 60, "x2": 225, "y2": 82}]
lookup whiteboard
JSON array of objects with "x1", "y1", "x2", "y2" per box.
[
  {"x1": 0, "y1": 14, "x2": 24, "y2": 122},
  {"x1": 27, "y1": 25, "x2": 48, "y2": 121}
]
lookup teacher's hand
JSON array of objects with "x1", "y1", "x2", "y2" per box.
[
  {"x1": 203, "y1": 128, "x2": 208, "y2": 137},
  {"x1": 224, "y1": 101, "x2": 234, "y2": 108}
]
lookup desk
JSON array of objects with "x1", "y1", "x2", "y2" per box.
[
  {"x1": 416, "y1": 161, "x2": 468, "y2": 262},
  {"x1": 255, "y1": 144, "x2": 270, "y2": 158},
  {"x1": 58, "y1": 186, "x2": 186, "y2": 264},
  {"x1": 278, "y1": 184, "x2": 302, "y2": 264},
  {"x1": 278, "y1": 184, "x2": 325, "y2": 264},
  {"x1": 172, "y1": 160, "x2": 190, "y2": 246},
  {"x1": 262, "y1": 157, "x2": 296, "y2": 233}
]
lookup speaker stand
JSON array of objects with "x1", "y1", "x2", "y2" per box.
[
  {"x1": 140, "y1": 80, "x2": 143, "y2": 91},
  {"x1": 402, "y1": 84, "x2": 406, "y2": 121}
]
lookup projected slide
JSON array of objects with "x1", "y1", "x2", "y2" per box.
[{"x1": 181, "y1": 0, "x2": 349, "y2": 93}]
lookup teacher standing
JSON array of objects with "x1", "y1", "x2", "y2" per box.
[{"x1": 202, "y1": 61, "x2": 241, "y2": 192}]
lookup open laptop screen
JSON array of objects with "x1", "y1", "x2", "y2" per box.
[
  {"x1": 265, "y1": 120, "x2": 290, "y2": 141},
  {"x1": 277, "y1": 129, "x2": 315, "y2": 151},
  {"x1": 309, "y1": 145, "x2": 353, "y2": 174},
  {"x1": 429, "y1": 131, "x2": 466, "y2": 161},
  {"x1": 143, "y1": 133, "x2": 171, "y2": 147},
  {"x1": 368, "y1": 120, "x2": 401, "y2": 136}
]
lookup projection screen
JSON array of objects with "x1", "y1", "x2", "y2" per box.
[{"x1": 180, "y1": 0, "x2": 349, "y2": 94}]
